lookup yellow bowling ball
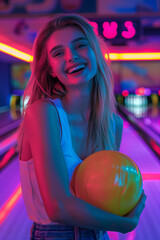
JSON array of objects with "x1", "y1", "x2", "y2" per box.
[{"x1": 70, "y1": 150, "x2": 143, "y2": 216}]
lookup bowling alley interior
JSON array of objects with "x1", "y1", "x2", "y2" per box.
[{"x1": 0, "y1": 1, "x2": 160, "y2": 240}]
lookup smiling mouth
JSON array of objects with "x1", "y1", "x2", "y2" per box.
[{"x1": 66, "y1": 64, "x2": 87, "y2": 75}]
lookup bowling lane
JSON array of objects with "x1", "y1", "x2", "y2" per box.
[
  {"x1": 141, "y1": 106, "x2": 160, "y2": 136},
  {"x1": 124, "y1": 94, "x2": 160, "y2": 138},
  {"x1": 120, "y1": 119, "x2": 160, "y2": 173},
  {"x1": 0, "y1": 109, "x2": 21, "y2": 130},
  {"x1": 1, "y1": 121, "x2": 160, "y2": 240},
  {"x1": 0, "y1": 108, "x2": 22, "y2": 156},
  {"x1": 0, "y1": 109, "x2": 21, "y2": 141},
  {"x1": 0, "y1": 155, "x2": 32, "y2": 240},
  {"x1": 112, "y1": 119, "x2": 160, "y2": 240}
]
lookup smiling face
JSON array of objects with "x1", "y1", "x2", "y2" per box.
[{"x1": 46, "y1": 26, "x2": 97, "y2": 88}]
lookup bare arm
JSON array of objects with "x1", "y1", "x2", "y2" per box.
[{"x1": 24, "y1": 99, "x2": 145, "y2": 233}]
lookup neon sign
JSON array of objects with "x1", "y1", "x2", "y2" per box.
[
  {"x1": 90, "y1": 19, "x2": 139, "y2": 40},
  {"x1": 103, "y1": 22, "x2": 118, "y2": 39},
  {"x1": 122, "y1": 21, "x2": 136, "y2": 39},
  {"x1": 89, "y1": 21, "x2": 99, "y2": 36}
]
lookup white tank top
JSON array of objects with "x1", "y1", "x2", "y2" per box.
[
  {"x1": 19, "y1": 98, "x2": 83, "y2": 224},
  {"x1": 19, "y1": 98, "x2": 116, "y2": 225}
]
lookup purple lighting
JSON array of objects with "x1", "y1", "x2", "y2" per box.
[{"x1": 144, "y1": 88, "x2": 151, "y2": 96}]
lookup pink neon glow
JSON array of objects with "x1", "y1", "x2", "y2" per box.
[
  {"x1": 103, "y1": 22, "x2": 118, "y2": 39},
  {"x1": 135, "y1": 87, "x2": 145, "y2": 95},
  {"x1": 126, "y1": 230, "x2": 136, "y2": 240},
  {"x1": 158, "y1": 90, "x2": 160, "y2": 96},
  {"x1": 0, "y1": 42, "x2": 33, "y2": 62},
  {"x1": 123, "y1": 121, "x2": 130, "y2": 129},
  {"x1": 142, "y1": 173, "x2": 160, "y2": 181},
  {"x1": 106, "y1": 52, "x2": 160, "y2": 61},
  {"x1": 150, "y1": 139, "x2": 160, "y2": 155},
  {"x1": 0, "y1": 131, "x2": 18, "y2": 149},
  {"x1": 108, "y1": 231, "x2": 119, "y2": 240},
  {"x1": 0, "y1": 185, "x2": 22, "y2": 224},
  {"x1": 0, "y1": 147, "x2": 16, "y2": 170},
  {"x1": 122, "y1": 90, "x2": 129, "y2": 97},
  {"x1": 122, "y1": 21, "x2": 136, "y2": 39},
  {"x1": 89, "y1": 21, "x2": 99, "y2": 35}
]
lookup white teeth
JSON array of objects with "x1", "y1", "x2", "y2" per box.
[{"x1": 67, "y1": 64, "x2": 86, "y2": 74}]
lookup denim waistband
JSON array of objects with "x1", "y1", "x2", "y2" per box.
[{"x1": 30, "y1": 222, "x2": 105, "y2": 240}]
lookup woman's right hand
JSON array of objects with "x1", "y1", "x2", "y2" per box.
[{"x1": 122, "y1": 190, "x2": 147, "y2": 233}]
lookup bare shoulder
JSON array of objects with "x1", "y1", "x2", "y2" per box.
[
  {"x1": 25, "y1": 98, "x2": 57, "y2": 118},
  {"x1": 24, "y1": 98, "x2": 62, "y2": 159},
  {"x1": 24, "y1": 98, "x2": 61, "y2": 138}
]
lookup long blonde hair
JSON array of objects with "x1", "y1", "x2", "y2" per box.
[{"x1": 16, "y1": 14, "x2": 117, "y2": 157}]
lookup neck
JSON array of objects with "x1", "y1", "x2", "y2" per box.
[{"x1": 61, "y1": 83, "x2": 92, "y2": 122}]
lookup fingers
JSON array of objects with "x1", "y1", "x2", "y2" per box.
[
  {"x1": 135, "y1": 190, "x2": 147, "y2": 216},
  {"x1": 140, "y1": 190, "x2": 147, "y2": 205}
]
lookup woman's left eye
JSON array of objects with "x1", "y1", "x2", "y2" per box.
[{"x1": 76, "y1": 44, "x2": 86, "y2": 49}]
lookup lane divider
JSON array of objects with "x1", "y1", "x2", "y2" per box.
[{"x1": 0, "y1": 185, "x2": 22, "y2": 224}]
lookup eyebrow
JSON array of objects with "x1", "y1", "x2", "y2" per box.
[{"x1": 49, "y1": 37, "x2": 87, "y2": 54}]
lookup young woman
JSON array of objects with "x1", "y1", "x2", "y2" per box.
[{"x1": 17, "y1": 14, "x2": 146, "y2": 240}]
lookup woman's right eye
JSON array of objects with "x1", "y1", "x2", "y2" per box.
[{"x1": 52, "y1": 51, "x2": 64, "y2": 57}]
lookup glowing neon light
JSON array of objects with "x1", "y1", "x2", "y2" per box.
[
  {"x1": 0, "y1": 185, "x2": 22, "y2": 224},
  {"x1": 135, "y1": 87, "x2": 145, "y2": 95},
  {"x1": 122, "y1": 90, "x2": 129, "y2": 97},
  {"x1": 150, "y1": 139, "x2": 160, "y2": 155},
  {"x1": 122, "y1": 21, "x2": 136, "y2": 39},
  {"x1": 1, "y1": 42, "x2": 160, "y2": 62},
  {"x1": 103, "y1": 22, "x2": 118, "y2": 39},
  {"x1": 105, "y1": 52, "x2": 160, "y2": 61},
  {"x1": 0, "y1": 131, "x2": 18, "y2": 154},
  {"x1": 0, "y1": 42, "x2": 33, "y2": 62},
  {"x1": 158, "y1": 90, "x2": 160, "y2": 96},
  {"x1": 142, "y1": 173, "x2": 160, "y2": 181},
  {"x1": 0, "y1": 147, "x2": 16, "y2": 170},
  {"x1": 89, "y1": 21, "x2": 99, "y2": 35}
]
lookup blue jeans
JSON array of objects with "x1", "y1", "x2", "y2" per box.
[{"x1": 30, "y1": 222, "x2": 110, "y2": 240}]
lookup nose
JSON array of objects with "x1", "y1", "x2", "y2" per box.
[{"x1": 66, "y1": 47, "x2": 78, "y2": 62}]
